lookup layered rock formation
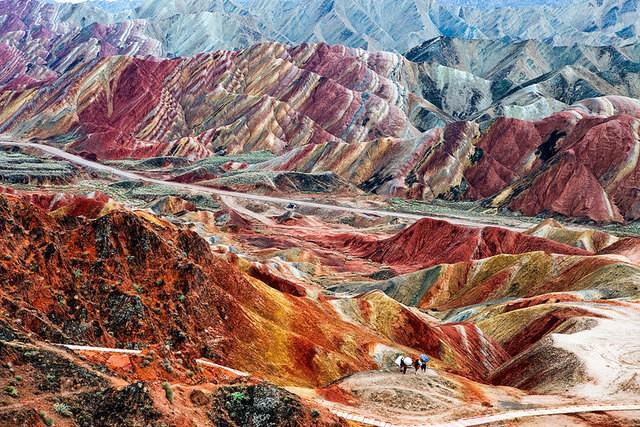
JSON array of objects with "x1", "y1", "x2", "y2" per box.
[
  {"x1": 0, "y1": 192, "x2": 512, "y2": 388},
  {"x1": 324, "y1": 217, "x2": 640, "y2": 403},
  {"x1": 465, "y1": 96, "x2": 640, "y2": 222},
  {"x1": 0, "y1": 192, "x2": 369, "y2": 387},
  {"x1": 5, "y1": 1, "x2": 640, "y2": 125},
  {"x1": 2, "y1": 1, "x2": 640, "y2": 425},
  {"x1": 339, "y1": 217, "x2": 588, "y2": 272},
  {"x1": 1, "y1": 183, "x2": 639, "y2": 423},
  {"x1": 405, "y1": 36, "x2": 640, "y2": 120},
  {"x1": 331, "y1": 250, "x2": 640, "y2": 310},
  {"x1": 3, "y1": 1, "x2": 640, "y2": 225},
  {"x1": 4, "y1": 0, "x2": 639, "y2": 56},
  {"x1": 0, "y1": 43, "x2": 426, "y2": 160},
  {"x1": 525, "y1": 219, "x2": 617, "y2": 252}
]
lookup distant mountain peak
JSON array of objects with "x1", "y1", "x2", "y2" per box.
[{"x1": 24, "y1": 0, "x2": 639, "y2": 54}]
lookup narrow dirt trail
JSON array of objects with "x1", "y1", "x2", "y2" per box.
[
  {"x1": 3, "y1": 340, "x2": 129, "y2": 388},
  {"x1": 41, "y1": 344, "x2": 640, "y2": 427},
  {"x1": 55, "y1": 344, "x2": 250, "y2": 378},
  {"x1": 325, "y1": 403, "x2": 640, "y2": 426}
]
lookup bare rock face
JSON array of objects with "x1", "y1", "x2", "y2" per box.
[
  {"x1": 148, "y1": 196, "x2": 197, "y2": 216},
  {"x1": 342, "y1": 217, "x2": 588, "y2": 271},
  {"x1": 465, "y1": 97, "x2": 640, "y2": 222},
  {"x1": 490, "y1": 339, "x2": 588, "y2": 393},
  {"x1": 465, "y1": 117, "x2": 543, "y2": 200},
  {"x1": 0, "y1": 193, "x2": 382, "y2": 387},
  {"x1": 3, "y1": 2, "x2": 640, "y2": 226},
  {"x1": 0, "y1": 43, "x2": 421, "y2": 161}
]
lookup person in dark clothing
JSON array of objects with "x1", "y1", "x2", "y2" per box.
[
  {"x1": 414, "y1": 358, "x2": 421, "y2": 374},
  {"x1": 419, "y1": 354, "x2": 429, "y2": 373}
]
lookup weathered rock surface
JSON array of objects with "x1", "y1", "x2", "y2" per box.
[
  {"x1": 465, "y1": 96, "x2": 640, "y2": 222},
  {"x1": 0, "y1": 193, "x2": 509, "y2": 389},
  {"x1": 4, "y1": 0, "x2": 640, "y2": 57},
  {"x1": 4, "y1": 2, "x2": 640, "y2": 224},
  {"x1": 340, "y1": 217, "x2": 588, "y2": 272},
  {"x1": 0, "y1": 43, "x2": 425, "y2": 161}
]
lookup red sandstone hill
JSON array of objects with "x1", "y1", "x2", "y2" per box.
[
  {"x1": 3, "y1": 25, "x2": 640, "y2": 225},
  {"x1": 598, "y1": 237, "x2": 640, "y2": 264},
  {"x1": 3, "y1": 1, "x2": 640, "y2": 225},
  {"x1": 0, "y1": 192, "x2": 379, "y2": 387},
  {"x1": 0, "y1": 193, "x2": 512, "y2": 390},
  {"x1": 342, "y1": 218, "x2": 589, "y2": 271},
  {"x1": 0, "y1": 43, "x2": 421, "y2": 161},
  {"x1": 465, "y1": 96, "x2": 640, "y2": 223}
]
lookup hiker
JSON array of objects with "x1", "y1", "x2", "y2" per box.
[
  {"x1": 420, "y1": 354, "x2": 429, "y2": 372},
  {"x1": 413, "y1": 358, "x2": 421, "y2": 374},
  {"x1": 402, "y1": 356, "x2": 412, "y2": 374},
  {"x1": 395, "y1": 355, "x2": 404, "y2": 374},
  {"x1": 395, "y1": 355, "x2": 411, "y2": 374}
]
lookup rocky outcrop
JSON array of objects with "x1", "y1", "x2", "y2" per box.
[
  {"x1": 465, "y1": 97, "x2": 640, "y2": 222},
  {"x1": 0, "y1": 193, "x2": 513, "y2": 389},
  {"x1": 331, "y1": 251, "x2": 640, "y2": 310},
  {"x1": 0, "y1": 43, "x2": 423, "y2": 161},
  {"x1": 3, "y1": 1, "x2": 640, "y2": 225},
  {"x1": 341, "y1": 217, "x2": 588, "y2": 272},
  {"x1": 525, "y1": 219, "x2": 617, "y2": 252},
  {"x1": 210, "y1": 383, "x2": 341, "y2": 427},
  {"x1": 0, "y1": 192, "x2": 381, "y2": 387},
  {"x1": 331, "y1": 291, "x2": 509, "y2": 381}
]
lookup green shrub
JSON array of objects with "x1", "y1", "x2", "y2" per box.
[
  {"x1": 5, "y1": 386, "x2": 18, "y2": 398},
  {"x1": 230, "y1": 391, "x2": 246, "y2": 402},
  {"x1": 53, "y1": 402, "x2": 73, "y2": 417},
  {"x1": 161, "y1": 358, "x2": 173, "y2": 373},
  {"x1": 39, "y1": 411, "x2": 54, "y2": 426},
  {"x1": 162, "y1": 381, "x2": 173, "y2": 403},
  {"x1": 469, "y1": 147, "x2": 484, "y2": 164}
]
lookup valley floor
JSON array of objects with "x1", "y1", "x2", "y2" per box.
[{"x1": 1, "y1": 140, "x2": 640, "y2": 426}]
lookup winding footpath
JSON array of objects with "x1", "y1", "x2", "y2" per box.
[
  {"x1": 327, "y1": 405, "x2": 640, "y2": 427},
  {"x1": 56, "y1": 344, "x2": 249, "y2": 377},
  {"x1": 55, "y1": 344, "x2": 640, "y2": 427},
  {"x1": 0, "y1": 139, "x2": 533, "y2": 231}
]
